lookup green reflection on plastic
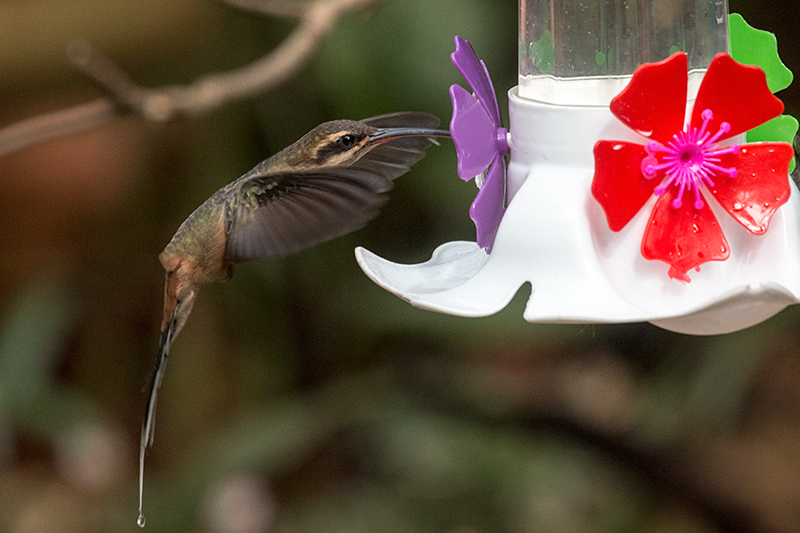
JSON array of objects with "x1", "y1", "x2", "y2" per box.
[{"x1": 529, "y1": 30, "x2": 554, "y2": 75}]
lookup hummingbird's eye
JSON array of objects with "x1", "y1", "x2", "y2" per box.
[{"x1": 336, "y1": 134, "x2": 358, "y2": 149}]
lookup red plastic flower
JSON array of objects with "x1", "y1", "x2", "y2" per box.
[{"x1": 592, "y1": 52, "x2": 794, "y2": 282}]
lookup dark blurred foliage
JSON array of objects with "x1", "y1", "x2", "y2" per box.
[{"x1": 1, "y1": 1, "x2": 800, "y2": 532}]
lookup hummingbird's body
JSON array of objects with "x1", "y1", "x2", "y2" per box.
[{"x1": 138, "y1": 112, "x2": 449, "y2": 526}]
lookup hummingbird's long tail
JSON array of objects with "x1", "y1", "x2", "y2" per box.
[
  {"x1": 138, "y1": 317, "x2": 173, "y2": 527},
  {"x1": 138, "y1": 276, "x2": 196, "y2": 527}
]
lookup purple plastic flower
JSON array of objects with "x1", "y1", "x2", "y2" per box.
[{"x1": 449, "y1": 36, "x2": 510, "y2": 252}]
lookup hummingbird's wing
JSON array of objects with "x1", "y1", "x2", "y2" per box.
[
  {"x1": 358, "y1": 112, "x2": 443, "y2": 181},
  {"x1": 225, "y1": 113, "x2": 442, "y2": 262}
]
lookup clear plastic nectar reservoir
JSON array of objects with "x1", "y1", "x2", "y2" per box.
[{"x1": 518, "y1": 0, "x2": 729, "y2": 105}]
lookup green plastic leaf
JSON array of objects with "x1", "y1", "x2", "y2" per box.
[
  {"x1": 729, "y1": 13, "x2": 793, "y2": 93},
  {"x1": 729, "y1": 13, "x2": 797, "y2": 171}
]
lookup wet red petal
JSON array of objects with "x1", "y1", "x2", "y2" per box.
[
  {"x1": 709, "y1": 142, "x2": 793, "y2": 234},
  {"x1": 609, "y1": 53, "x2": 687, "y2": 145},
  {"x1": 692, "y1": 54, "x2": 784, "y2": 140},
  {"x1": 592, "y1": 141, "x2": 659, "y2": 231},
  {"x1": 667, "y1": 267, "x2": 692, "y2": 283},
  {"x1": 642, "y1": 188, "x2": 730, "y2": 277}
]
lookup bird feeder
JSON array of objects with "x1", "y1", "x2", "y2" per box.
[{"x1": 356, "y1": 0, "x2": 800, "y2": 335}]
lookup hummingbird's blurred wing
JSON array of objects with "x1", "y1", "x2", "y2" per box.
[
  {"x1": 362, "y1": 111, "x2": 440, "y2": 132},
  {"x1": 225, "y1": 114, "x2": 442, "y2": 262},
  {"x1": 224, "y1": 169, "x2": 393, "y2": 261},
  {"x1": 359, "y1": 112, "x2": 442, "y2": 181}
]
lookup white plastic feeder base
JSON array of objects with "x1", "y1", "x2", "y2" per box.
[{"x1": 356, "y1": 87, "x2": 800, "y2": 335}]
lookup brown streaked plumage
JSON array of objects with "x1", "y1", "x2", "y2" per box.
[{"x1": 138, "y1": 112, "x2": 450, "y2": 526}]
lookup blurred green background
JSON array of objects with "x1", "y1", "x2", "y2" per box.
[{"x1": 2, "y1": 1, "x2": 800, "y2": 532}]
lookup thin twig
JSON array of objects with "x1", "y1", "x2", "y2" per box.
[
  {"x1": 222, "y1": 0, "x2": 309, "y2": 18},
  {"x1": 0, "y1": 99, "x2": 117, "y2": 156},
  {"x1": 0, "y1": 0, "x2": 382, "y2": 158}
]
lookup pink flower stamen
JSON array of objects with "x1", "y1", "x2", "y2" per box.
[{"x1": 641, "y1": 109, "x2": 740, "y2": 209}]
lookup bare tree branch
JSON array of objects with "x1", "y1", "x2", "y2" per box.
[
  {"x1": 0, "y1": 0, "x2": 382, "y2": 158},
  {"x1": 0, "y1": 99, "x2": 117, "y2": 156},
  {"x1": 222, "y1": 0, "x2": 309, "y2": 18}
]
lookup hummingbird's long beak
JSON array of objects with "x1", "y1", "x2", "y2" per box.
[{"x1": 370, "y1": 127, "x2": 451, "y2": 144}]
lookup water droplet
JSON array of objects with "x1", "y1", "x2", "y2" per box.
[
  {"x1": 733, "y1": 202, "x2": 744, "y2": 211},
  {"x1": 763, "y1": 202, "x2": 770, "y2": 208},
  {"x1": 138, "y1": 514, "x2": 146, "y2": 528}
]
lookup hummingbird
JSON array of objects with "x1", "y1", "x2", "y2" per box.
[{"x1": 137, "y1": 112, "x2": 450, "y2": 526}]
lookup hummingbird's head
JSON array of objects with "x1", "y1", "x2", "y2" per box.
[
  {"x1": 288, "y1": 118, "x2": 450, "y2": 170},
  {"x1": 300, "y1": 120, "x2": 375, "y2": 168}
]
